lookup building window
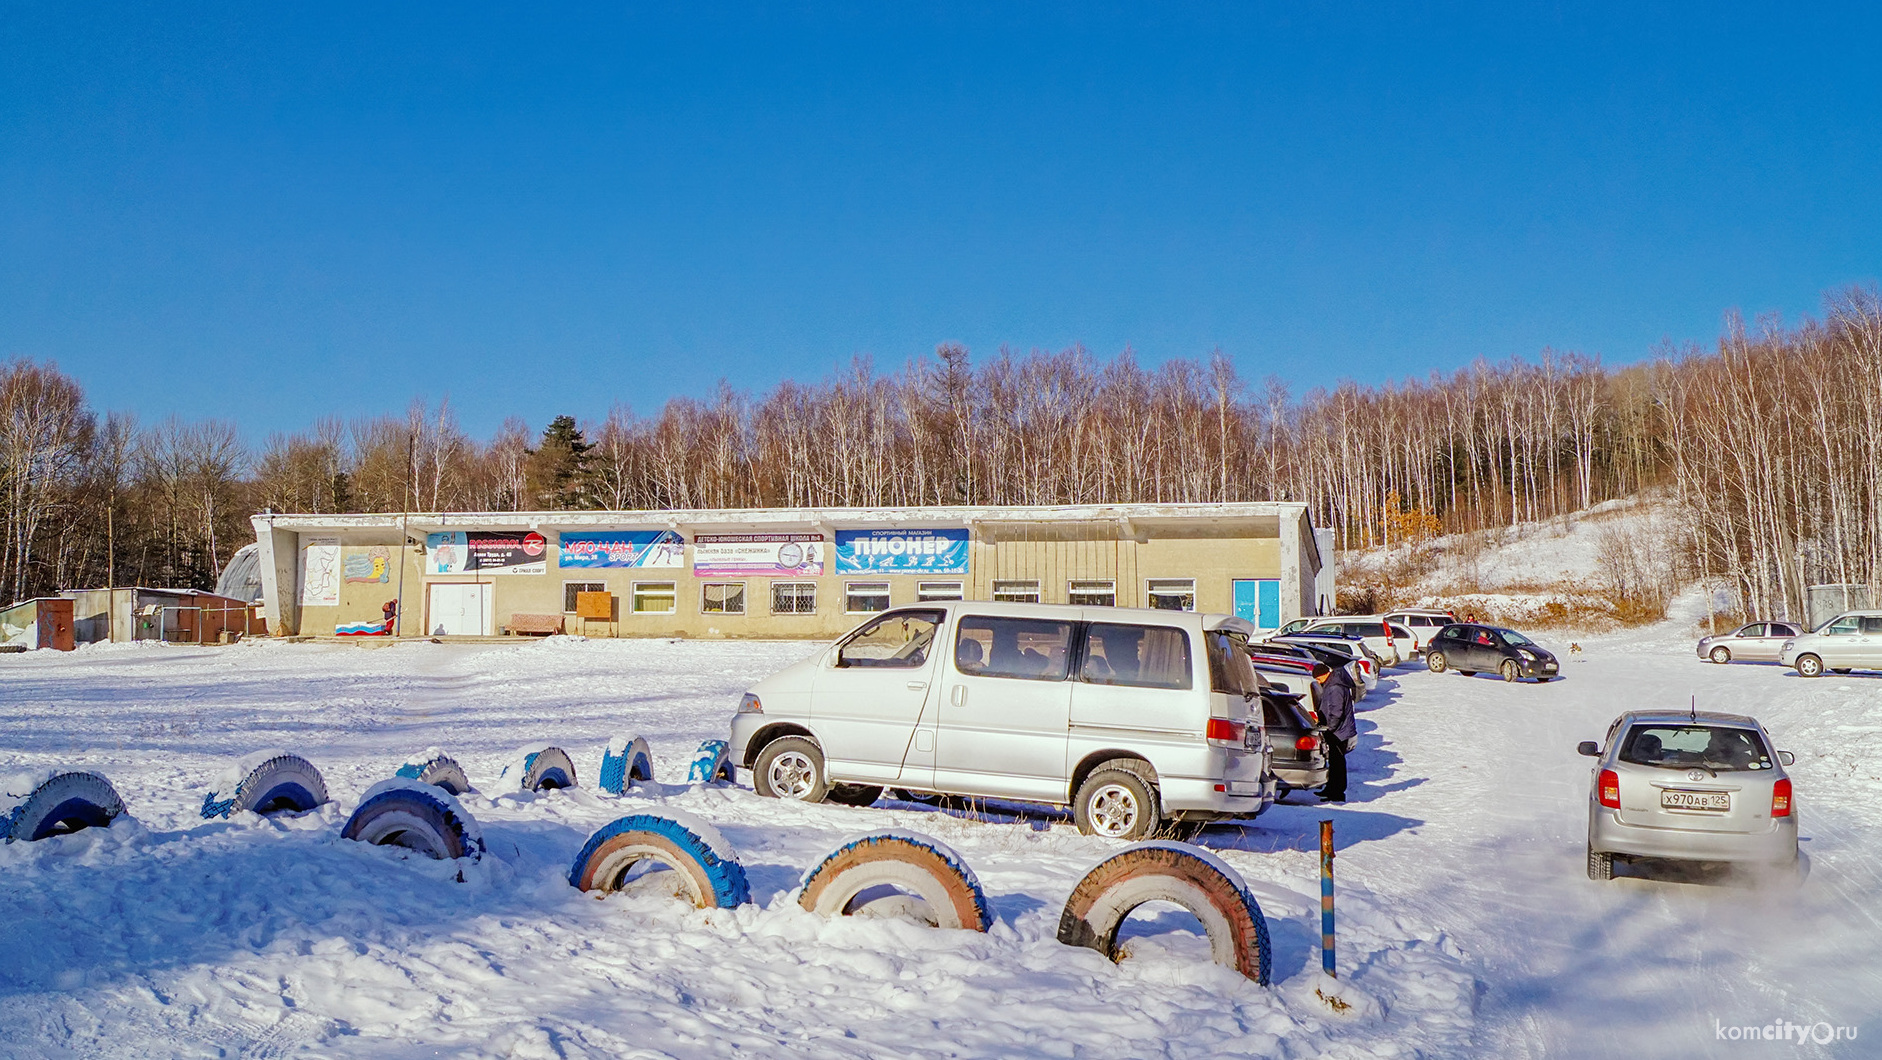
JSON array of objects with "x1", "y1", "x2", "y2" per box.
[
  {"x1": 1068, "y1": 579, "x2": 1117, "y2": 607},
  {"x1": 563, "y1": 581, "x2": 606, "y2": 613},
  {"x1": 1147, "y1": 578, "x2": 1196, "y2": 611},
  {"x1": 992, "y1": 580, "x2": 1041, "y2": 604},
  {"x1": 701, "y1": 582, "x2": 745, "y2": 615},
  {"x1": 845, "y1": 581, "x2": 891, "y2": 614},
  {"x1": 771, "y1": 581, "x2": 817, "y2": 615},
  {"x1": 917, "y1": 580, "x2": 964, "y2": 602},
  {"x1": 631, "y1": 582, "x2": 677, "y2": 614}
]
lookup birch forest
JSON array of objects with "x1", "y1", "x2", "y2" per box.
[{"x1": 3, "y1": 285, "x2": 1878, "y2": 622}]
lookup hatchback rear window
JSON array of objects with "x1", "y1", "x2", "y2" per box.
[{"x1": 1619, "y1": 725, "x2": 1774, "y2": 772}]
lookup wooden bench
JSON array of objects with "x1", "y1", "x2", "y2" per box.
[{"x1": 507, "y1": 613, "x2": 564, "y2": 636}]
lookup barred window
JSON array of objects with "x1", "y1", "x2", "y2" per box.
[
  {"x1": 771, "y1": 581, "x2": 817, "y2": 614},
  {"x1": 1068, "y1": 580, "x2": 1117, "y2": 607},
  {"x1": 917, "y1": 581, "x2": 964, "y2": 601},
  {"x1": 992, "y1": 580, "x2": 1041, "y2": 604},
  {"x1": 563, "y1": 581, "x2": 605, "y2": 613}
]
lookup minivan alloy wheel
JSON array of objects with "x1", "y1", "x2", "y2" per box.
[
  {"x1": 1796, "y1": 654, "x2": 1823, "y2": 678},
  {"x1": 767, "y1": 751, "x2": 817, "y2": 798},
  {"x1": 1087, "y1": 783, "x2": 1141, "y2": 837}
]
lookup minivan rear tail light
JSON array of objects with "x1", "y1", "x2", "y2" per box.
[
  {"x1": 1772, "y1": 778, "x2": 1792, "y2": 817},
  {"x1": 1597, "y1": 769, "x2": 1621, "y2": 809},
  {"x1": 1205, "y1": 718, "x2": 1247, "y2": 747},
  {"x1": 1294, "y1": 734, "x2": 1320, "y2": 751}
]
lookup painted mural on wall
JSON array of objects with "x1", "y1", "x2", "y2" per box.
[
  {"x1": 692, "y1": 533, "x2": 824, "y2": 576},
  {"x1": 834, "y1": 528, "x2": 970, "y2": 574},
  {"x1": 299, "y1": 537, "x2": 342, "y2": 606},
  {"x1": 426, "y1": 531, "x2": 549, "y2": 575},
  {"x1": 558, "y1": 531, "x2": 686, "y2": 569},
  {"x1": 343, "y1": 545, "x2": 392, "y2": 583}
]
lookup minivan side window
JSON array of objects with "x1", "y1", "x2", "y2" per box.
[
  {"x1": 955, "y1": 616, "x2": 1073, "y2": 681},
  {"x1": 1083, "y1": 622, "x2": 1192, "y2": 690},
  {"x1": 837, "y1": 610, "x2": 943, "y2": 668}
]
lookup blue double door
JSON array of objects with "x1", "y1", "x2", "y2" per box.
[{"x1": 1233, "y1": 579, "x2": 1281, "y2": 630}]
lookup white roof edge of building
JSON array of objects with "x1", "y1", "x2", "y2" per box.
[{"x1": 251, "y1": 501, "x2": 1314, "y2": 532}]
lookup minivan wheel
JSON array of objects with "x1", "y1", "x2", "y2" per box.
[
  {"x1": 1074, "y1": 764, "x2": 1160, "y2": 840},
  {"x1": 826, "y1": 783, "x2": 884, "y2": 807},
  {"x1": 1710, "y1": 646, "x2": 1731, "y2": 664},
  {"x1": 1587, "y1": 845, "x2": 1613, "y2": 881},
  {"x1": 1426, "y1": 651, "x2": 1448, "y2": 673},
  {"x1": 753, "y1": 737, "x2": 829, "y2": 802},
  {"x1": 1501, "y1": 660, "x2": 1520, "y2": 682},
  {"x1": 1796, "y1": 654, "x2": 1824, "y2": 678}
]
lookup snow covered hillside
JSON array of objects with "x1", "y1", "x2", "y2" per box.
[{"x1": 1, "y1": 609, "x2": 1877, "y2": 1058}]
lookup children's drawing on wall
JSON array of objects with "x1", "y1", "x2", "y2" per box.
[{"x1": 343, "y1": 545, "x2": 392, "y2": 583}]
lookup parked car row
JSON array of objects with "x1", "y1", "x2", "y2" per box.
[{"x1": 1696, "y1": 610, "x2": 1882, "y2": 678}]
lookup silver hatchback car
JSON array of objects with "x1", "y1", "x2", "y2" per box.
[
  {"x1": 1695, "y1": 621, "x2": 1804, "y2": 664},
  {"x1": 1578, "y1": 710, "x2": 1798, "y2": 879}
]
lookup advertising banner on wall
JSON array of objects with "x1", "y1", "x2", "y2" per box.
[
  {"x1": 834, "y1": 528, "x2": 970, "y2": 574},
  {"x1": 558, "y1": 531, "x2": 686, "y2": 569},
  {"x1": 300, "y1": 536, "x2": 341, "y2": 606},
  {"x1": 692, "y1": 533, "x2": 824, "y2": 577},
  {"x1": 426, "y1": 531, "x2": 549, "y2": 575}
]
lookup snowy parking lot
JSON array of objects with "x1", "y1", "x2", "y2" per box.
[{"x1": 2, "y1": 605, "x2": 1878, "y2": 1059}]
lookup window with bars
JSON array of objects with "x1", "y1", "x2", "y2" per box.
[
  {"x1": 563, "y1": 581, "x2": 606, "y2": 613},
  {"x1": 1146, "y1": 578, "x2": 1196, "y2": 611},
  {"x1": 917, "y1": 581, "x2": 964, "y2": 602},
  {"x1": 992, "y1": 580, "x2": 1041, "y2": 604},
  {"x1": 631, "y1": 582, "x2": 677, "y2": 614},
  {"x1": 1068, "y1": 579, "x2": 1117, "y2": 607},
  {"x1": 701, "y1": 582, "x2": 745, "y2": 615},
  {"x1": 771, "y1": 581, "x2": 817, "y2": 614}
]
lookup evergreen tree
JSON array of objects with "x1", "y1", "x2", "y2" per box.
[{"x1": 523, "y1": 415, "x2": 595, "y2": 509}]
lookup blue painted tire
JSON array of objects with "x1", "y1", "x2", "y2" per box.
[
  {"x1": 500, "y1": 745, "x2": 577, "y2": 792},
  {"x1": 687, "y1": 739, "x2": 734, "y2": 785},
  {"x1": 3, "y1": 771, "x2": 125, "y2": 843},
  {"x1": 395, "y1": 751, "x2": 473, "y2": 796},
  {"x1": 598, "y1": 736, "x2": 654, "y2": 795},
  {"x1": 1057, "y1": 841, "x2": 1272, "y2": 985},
  {"x1": 796, "y1": 830, "x2": 992, "y2": 931},
  {"x1": 342, "y1": 780, "x2": 484, "y2": 863},
  {"x1": 200, "y1": 752, "x2": 329, "y2": 819},
  {"x1": 568, "y1": 811, "x2": 749, "y2": 909}
]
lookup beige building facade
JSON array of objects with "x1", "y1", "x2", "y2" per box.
[{"x1": 251, "y1": 503, "x2": 1325, "y2": 640}]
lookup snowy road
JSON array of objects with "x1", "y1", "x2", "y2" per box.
[{"x1": 0, "y1": 616, "x2": 1876, "y2": 1058}]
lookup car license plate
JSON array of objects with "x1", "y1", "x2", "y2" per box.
[
  {"x1": 1661, "y1": 789, "x2": 1730, "y2": 812},
  {"x1": 1543, "y1": 662, "x2": 1558, "y2": 671}
]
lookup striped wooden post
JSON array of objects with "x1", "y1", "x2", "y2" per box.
[{"x1": 1320, "y1": 819, "x2": 1336, "y2": 977}]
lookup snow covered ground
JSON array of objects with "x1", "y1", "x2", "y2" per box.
[{"x1": 1, "y1": 600, "x2": 1877, "y2": 1058}]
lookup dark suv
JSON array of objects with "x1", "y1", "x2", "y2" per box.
[{"x1": 1425, "y1": 623, "x2": 1559, "y2": 682}]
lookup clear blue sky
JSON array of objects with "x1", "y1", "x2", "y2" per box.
[{"x1": 3, "y1": 3, "x2": 1878, "y2": 441}]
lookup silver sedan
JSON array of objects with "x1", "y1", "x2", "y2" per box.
[
  {"x1": 1695, "y1": 621, "x2": 1804, "y2": 664},
  {"x1": 1578, "y1": 710, "x2": 1798, "y2": 879}
]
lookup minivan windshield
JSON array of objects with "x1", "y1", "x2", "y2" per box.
[{"x1": 1618, "y1": 725, "x2": 1774, "y2": 772}]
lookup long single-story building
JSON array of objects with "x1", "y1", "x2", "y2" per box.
[{"x1": 250, "y1": 503, "x2": 1327, "y2": 639}]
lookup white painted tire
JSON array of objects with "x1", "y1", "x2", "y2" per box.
[
  {"x1": 394, "y1": 749, "x2": 473, "y2": 795},
  {"x1": 341, "y1": 779, "x2": 484, "y2": 863},
  {"x1": 567, "y1": 810, "x2": 750, "y2": 908},
  {"x1": 797, "y1": 830, "x2": 992, "y2": 931},
  {"x1": 1058, "y1": 841, "x2": 1272, "y2": 984},
  {"x1": 499, "y1": 744, "x2": 578, "y2": 792},
  {"x1": 201, "y1": 750, "x2": 329, "y2": 819},
  {"x1": 2, "y1": 770, "x2": 125, "y2": 843},
  {"x1": 598, "y1": 735, "x2": 654, "y2": 795}
]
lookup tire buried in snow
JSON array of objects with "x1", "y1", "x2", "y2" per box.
[
  {"x1": 598, "y1": 735, "x2": 655, "y2": 795},
  {"x1": 341, "y1": 779, "x2": 485, "y2": 863},
  {"x1": 2, "y1": 770, "x2": 126, "y2": 843},
  {"x1": 499, "y1": 744, "x2": 578, "y2": 792},
  {"x1": 1057, "y1": 841, "x2": 1272, "y2": 985},
  {"x1": 688, "y1": 739, "x2": 734, "y2": 785},
  {"x1": 567, "y1": 810, "x2": 750, "y2": 909},
  {"x1": 797, "y1": 830, "x2": 992, "y2": 931},
  {"x1": 394, "y1": 749, "x2": 473, "y2": 795},
  {"x1": 200, "y1": 750, "x2": 330, "y2": 819}
]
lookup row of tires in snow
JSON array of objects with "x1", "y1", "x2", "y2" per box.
[
  {"x1": 566, "y1": 812, "x2": 1274, "y2": 985},
  {"x1": 4, "y1": 736, "x2": 1271, "y2": 985}
]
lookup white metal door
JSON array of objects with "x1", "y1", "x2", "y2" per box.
[{"x1": 427, "y1": 583, "x2": 488, "y2": 636}]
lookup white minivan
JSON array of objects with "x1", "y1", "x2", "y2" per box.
[{"x1": 728, "y1": 601, "x2": 1276, "y2": 839}]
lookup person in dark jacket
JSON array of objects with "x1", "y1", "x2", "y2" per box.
[{"x1": 1312, "y1": 662, "x2": 1357, "y2": 802}]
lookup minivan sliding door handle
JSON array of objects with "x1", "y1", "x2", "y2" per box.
[
  {"x1": 950, "y1": 685, "x2": 966, "y2": 706},
  {"x1": 906, "y1": 681, "x2": 927, "y2": 691}
]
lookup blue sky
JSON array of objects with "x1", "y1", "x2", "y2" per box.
[{"x1": 2, "y1": 3, "x2": 1878, "y2": 440}]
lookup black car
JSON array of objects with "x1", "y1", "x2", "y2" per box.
[
  {"x1": 1425, "y1": 623, "x2": 1559, "y2": 682},
  {"x1": 1259, "y1": 689, "x2": 1329, "y2": 795}
]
